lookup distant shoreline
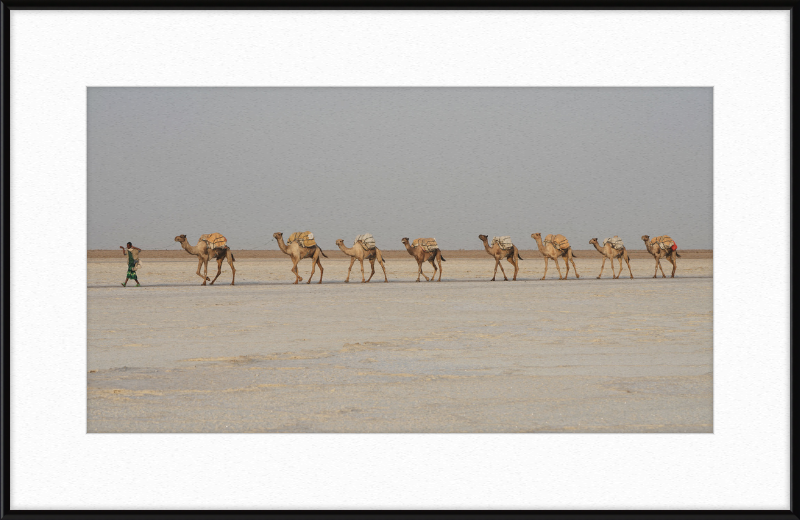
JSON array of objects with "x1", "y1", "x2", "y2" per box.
[{"x1": 90, "y1": 249, "x2": 713, "y2": 260}]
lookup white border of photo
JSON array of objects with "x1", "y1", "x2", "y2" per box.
[{"x1": 10, "y1": 10, "x2": 789, "y2": 509}]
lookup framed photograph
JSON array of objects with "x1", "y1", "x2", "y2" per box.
[{"x1": 4, "y1": 6, "x2": 792, "y2": 512}]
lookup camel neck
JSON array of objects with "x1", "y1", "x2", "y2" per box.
[{"x1": 276, "y1": 237, "x2": 290, "y2": 255}]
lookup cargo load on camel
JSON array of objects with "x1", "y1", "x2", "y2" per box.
[
  {"x1": 651, "y1": 235, "x2": 677, "y2": 251},
  {"x1": 288, "y1": 231, "x2": 317, "y2": 247},
  {"x1": 355, "y1": 233, "x2": 376, "y2": 250},
  {"x1": 412, "y1": 238, "x2": 438, "y2": 252},
  {"x1": 200, "y1": 233, "x2": 227, "y2": 250},
  {"x1": 603, "y1": 236, "x2": 624, "y2": 250},
  {"x1": 545, "y1": 234, "x2": 570, "y2": 251},
  {"x1": 492, "y1": 236, "x2": 514, "y2": 250}
]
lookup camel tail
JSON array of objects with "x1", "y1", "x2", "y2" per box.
[
  {"x1": 319, "y1": 247, "x2": 328, "y2": 258},
  {"x1": 676, "y1": 252, "x2": 682, "y2": 258},
  {"x1": 440, "y1": 255, "x2": 446, "y2": 262},
  {"x1": 518, "y1": 253, "x2": 524, "y2": 260}
]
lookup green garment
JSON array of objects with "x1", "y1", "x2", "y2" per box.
[{"x1": 126, "y1": 250, "x2": 138, "y2": 280}]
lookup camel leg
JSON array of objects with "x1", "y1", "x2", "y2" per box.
[
  {"x1": 541, "y1": 257, "x2": 549, "y2": 280},
  {"x1": 597, "y1": 257, "x2": 606, "y2": 279},
  {"x1": 292, "y1": 259, "x2": 301, "y2": 284},
  {"x1": 317, "y1": 257, "x2": 324, "y2": 284},
  {"x1": 344, "y1": 257, "x2": 355, "y2": 283},
  {"x1": 359, "y1": 258, "x2": 366, "y2": 283},
  {"x1": 554, "y1": 257, "x2": 564, "y2": 280},
  {"x1": 497, "y1": 258, "x2": 508, "y2": 281},
  {"x1": 307, "y1": 257, "x2": 316, "y2": 284},
  {"x1": 491, "y1": 258, "x2": 499, "y2": 281},
  {"x1": 656, "y1": 256, "x2": 666, "y2": 278},
  {"x1": 436, "y1": 256, "x2": 442, "y2": 282},
  {"x1": 625, "y1": 255, "x2": 634, "y2": 279},
  {"x1": 228, "y1": 251, "x2": 236, "y2": 285},
  {"x1": 669, "y1": 253, "x2": 677, "y2": 278},
  {"x1": 569, "y1": 252, "x2": 579, "y2": 279},
  {"x1": 417, "y1": 261, "x2": 429, "y2": 282},
  {"x1": 380, "y1": 260, "x2": 388, "y2": 282},
  {"x1": 209, "y1": 257, "x2": 223, "y2": 285},
  {"x1": 196, "y1": 257, "x2": 207, "y2": 285},
  {"x1": 508, "y1": 256, "x2": 518, "y2": 281},
  {"x1": 366, "y1": 258, "x2": 375, "y2": 282},
  {"x1": 428, "y1": 259, "x2": 437, "y2": 282}
]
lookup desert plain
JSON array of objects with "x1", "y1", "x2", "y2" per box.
[{"x1": 88, "y1": 249, "x2": 712, "y2": 433}]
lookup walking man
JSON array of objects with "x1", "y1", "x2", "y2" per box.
[{"x1": 120, "y1": 242, "x2": 142, "y2": 287}]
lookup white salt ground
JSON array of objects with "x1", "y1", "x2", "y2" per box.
[{"x1": 88, "y1": 258, "x2": 712, "y2": 432}]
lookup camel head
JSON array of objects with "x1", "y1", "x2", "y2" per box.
[
  {"x1": 589, "y1": 238, "x2": 599, "y2": 245},
  {"x1": 273, "y1": 232, "x2": 283, "y2": 241},
  {"x1": 335, "y1": 239, "x2": 344, "y2": 246},
  {"x1": 641, "y1": 235, "x2": 650, "y2": 242},
  {"x1": 401, "y1": 237, "x2": 410, "y2": 245},
  {"x1": 478, "y1": 234, "x2": 488, "y2": 241},
  {"x1": 174, "y1": 234, "x2": 187, "y2": 243},
  {"x1": 531, "y1": 233, "x2": 541, "y2": 240}
]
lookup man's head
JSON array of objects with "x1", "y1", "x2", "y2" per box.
[{"x1": 126, "y1": 242, "x2": 132, "y2": 249}]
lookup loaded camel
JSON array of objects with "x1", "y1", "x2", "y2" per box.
[
  {"x1": 273, "y1": 232, "x2": 327, "y2": 284},
  {"x1": 174, "y1": 234, "x2": 236, "y2": 285},
  {"x1": 530, "y1": 233, "x2": 580, "y2": 280},
  {"x1": 642, "y1": 235, "x2": 681, "y2": 278},
  {"x1": 477, "y1": 235, "x2": 523, "y2": 281},
  {"x1": 589, "y1": 238, "x2": 633, "y2": 279},
  {"x1": 401, "y1": 237, "x2": 445, "y2": 282},
  {"x1": 335, "y1": 238, "x2": 388, "y2": 283}
]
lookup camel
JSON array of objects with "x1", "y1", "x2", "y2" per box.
[
  {"x1": 273, "y1": 232, "x2": 328, "y2": 284},
  {"x1": 335, "y1": 239, "x2": 388, "y2": 283},
  {"x1": 530, "y1": 233, "x2": 580, "y2": 280},
  {"x1": 477, "y1": 235, "x2": 523, "y2": 281},
  {"x1": 642, "y1": 235, "x2": 681, "y2": 278},
  {"x1": 401, "y1": 237, "x2": 445, "y2": 282},
  {"x1": 174, "y1": 234, "x2": 236, "y2": 285},
  {"x1": 589, "y1": 238, "x2": 633, "y2": 279}
]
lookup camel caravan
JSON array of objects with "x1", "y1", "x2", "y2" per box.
[{"x1": 166, "y1": 231, "x2": 684, "y2": 285}]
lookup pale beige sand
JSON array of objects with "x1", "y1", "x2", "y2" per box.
[{"x1": 88, "y1": 257, "x2": 712, "y2": 432}]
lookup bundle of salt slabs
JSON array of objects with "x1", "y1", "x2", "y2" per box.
[
  {"x1": 355, "y1": 233, "x2": 376, "y2": 250},
  {"x1": 289, "y1": 231, "x2": 316, "y2": 247},
  {"x1": 412, "y1": 238, "x2": 438, "y2": 252},
  {"x1": 603, "y1": 236, "x2": 624, "y2": 250},
  {"x1": 200, "y1": 233, "x2": 227, "y2": 250},
  {"x1": 651, "y1": 235, "x2": 676, "y2": 251},
  {"x1": 493, "y1": 236, "x2": 514, "y2": 250},
  {"x1": 545, "y1": 234, "x2": 570, "y2": 250}
]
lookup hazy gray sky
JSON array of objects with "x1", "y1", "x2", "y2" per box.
[{"x1": 88, "y1": 87, "x2": 711, "y2": 250}]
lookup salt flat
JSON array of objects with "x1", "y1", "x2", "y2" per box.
[{"x1": 87, "y1": 257, "x2": 712, "y2": 432}]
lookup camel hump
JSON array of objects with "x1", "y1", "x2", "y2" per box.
[
  {"x1": 355, "y1": 233, "x2": 376, "y2": 249},
  {"x1": 412, "y1": 238, "x2": 438, "y2": 251},
  {"x1": 493, "y1": 236, "x2": 513, "y2": 250},
  {"x1": 200, "y1": 233, "x2": 227, "y2": 250},
  {"x1": 289, "y1": 231, "x2": 316, "y2": 247}
]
